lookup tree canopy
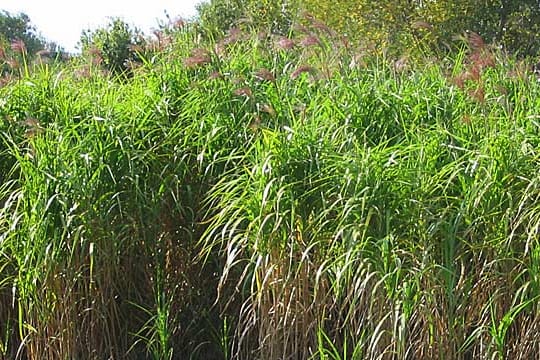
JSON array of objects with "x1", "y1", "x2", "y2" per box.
[
  {"x1": 299, "y1": 0, "x2": 540, "y2": 56},
  {"x1": 0, "y1": 10, "x2": 47, "y2": 55},
  {"x1": 79, "y1": 18, "x2": 145, "y2": 75},
  {"x1": 195, "y1": 0, "x2": 540, "y2": 57},
  {"x1": 196, "y1": 0, "x2": 298, "y2": 36}
]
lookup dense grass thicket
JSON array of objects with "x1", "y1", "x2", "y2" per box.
[{"x1": 1, "y1": 20, "x2": 540, "y2": 359}]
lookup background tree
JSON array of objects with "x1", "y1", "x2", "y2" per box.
[
  {"x1": 196, "y1": 0, "x2": 298, "y2": 36},
  {"x1": 496, "y1": 0, "x2": 540, "y2": 56},
  {"x1": 412, "y1": 0, "x2": 540, "y2": 55},
  {"x1": 80, "y1": 18, "x2": 145, "y2": 75},
  {"x1": 0, "y1": 10, "x2": 66, "y2": 79},
  {"x1": 0, "y1": 10, "x2": 45, "y2": 55},
  {"x1": 298, "y1": 0, "x2": 540, "y2": 57}
]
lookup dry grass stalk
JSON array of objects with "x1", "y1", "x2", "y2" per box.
[{"x1": 184, "y1": 48, "x2": 211, "y2": 69}]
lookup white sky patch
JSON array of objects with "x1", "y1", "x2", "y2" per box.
[{"x1": 1, "y1": 0, "x2": 203, "y2": 52}]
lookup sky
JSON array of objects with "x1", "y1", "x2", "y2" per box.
[{"x1": 1, "y1": 0, "x2": 202, "y2": 52}]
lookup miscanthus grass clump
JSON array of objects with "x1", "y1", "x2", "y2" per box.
[{"x1": 0, "y1": 18, "x2": 540, "y2": 359}]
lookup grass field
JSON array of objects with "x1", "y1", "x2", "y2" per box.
[{"x1": 1, "y1": 21, "x2": 540, "y2": 359}]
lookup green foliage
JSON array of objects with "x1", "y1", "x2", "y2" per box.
[
  {"x1": 414, "y1": 0, "x2": 540, "y2": 56},
  {"x1": 0, "y1": 10, "x2": 66, "y2": 79},
  {"x1": 0, "y1": 10, "x2": 45, "y2": 55},
  {"x1": 80, "y1": 18, "x2": 144, "y2": 75},
  {"x1": 196, "y1": 0, "x2": 244, "y2": 34},
  {"x1": 497, "y1": 0, "x2": 540, "y2": 56},
  {"x1": 2, "y1": 20, "x2": 540, "y2": 360},
  {"x1": 196, "y1": 0, "x2": 298, "y2": 36},
  {"x1": 299, "y1": 0, "x2": 540, "y2": 57},
  {"x1": 298, "y1": 0, "x2": 426, "y2": 52}
]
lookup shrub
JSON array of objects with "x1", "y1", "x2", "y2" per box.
[
  {"x1": 196, "y1": 0, "x2": 298, "y2": 37},
  {"x1": 79, "y1": 18, "x2": 145, "y2": 75}
]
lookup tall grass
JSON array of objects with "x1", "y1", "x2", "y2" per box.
[{"x1": 0, "y1": 18, "x2": 540, "y2": 359}]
